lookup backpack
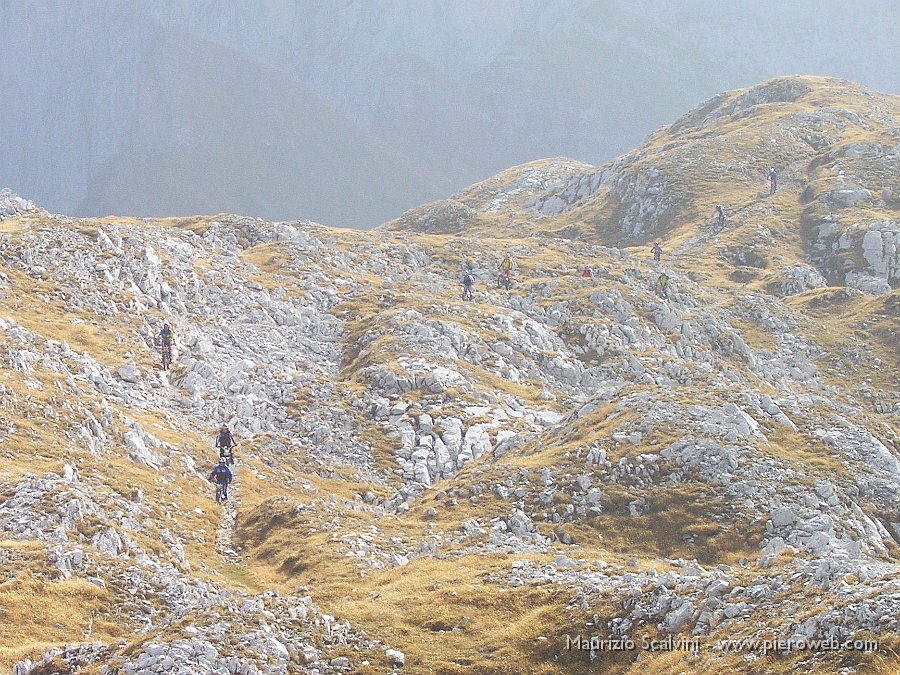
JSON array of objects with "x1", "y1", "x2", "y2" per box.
[{"x1": 463, "y1": 273, "x2": 474, "y2": 286}]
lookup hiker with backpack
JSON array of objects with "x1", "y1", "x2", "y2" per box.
[
  {"x1": 651, "y1": 242, "x2": 663, "y2": 262},
  {"x1": 655, "y1": 273, "x2": 670, "y2": 299},
  {"x1": 215, "y1": 423, "x2": 237, "y2": 466},
  {"x1": 498, "y1": 255, "x2": 513, "y2": 289},
  {"x1": 768, "y1": 167, "x2": 778, "y2": 195}
]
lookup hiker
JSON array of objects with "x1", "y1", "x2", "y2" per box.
[
  {"x1": 651, "y1": 242, "x2": 663, "y2": 262},
  {"x1": 498, "y1": 255, "x2": 513, "y2": 288},
  {"x1": 156, "y1": 322, "x2": 175, "y2": 370},
  {"x1": 208, "y1": 458, "x2": 233, "y2": 501},
  {"x1": 768, "y1": 167, "x2": 778, "y2": 194},
  {"x1": 581, "y1": 265, "x2": 593, "y2": 279},
  {"x1": 158, "y1": 322, "x2": 174, "y2": 345},
  {"x1": 461, "y1": 269, "x2": 475, "y2": 301},
  {"x1": 715, "y1": 204, "x2": 725, "y2": 230},
  {"x1": 215, "y1": 423, "x2": 237, "y2": 465},
  {"x1": 655, "y1": 272, "x2": 670, "y2": 298}
]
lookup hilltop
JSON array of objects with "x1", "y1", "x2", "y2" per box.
[
  {"x1": 0, "y1": 76, "x2": 898, "y2": 675},
  {"x1": 392, "y1": 76, "x2": 899, "y2": 294}
]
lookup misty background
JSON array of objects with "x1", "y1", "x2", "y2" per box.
[{"x1": 1, "y1": 0, "x2": 898, "y2": 229}]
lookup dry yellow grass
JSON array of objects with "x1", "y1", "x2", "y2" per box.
[
  {"x1": 155, "y1": 215, "x2": 214, "y2": 235},
  {"x1": 239, "y1": 509, "x2": 588, "y2": 675},
  {"x1": 762, "y1": 425, "x2": 850, "y2": 477},
  {"x1": 784, "y1": 288, "x2": 900, "y2": 379},
  {"x1": 0, "y1": 566, "x2": 125, "y2": 671},
  {"x1": 0, "y1": 218, "x2": 29, "y2": 234},
  {"x1": 240, "y1": 242, "x2": 296, "y2": 281},
  {"x1": 0, "y1": 268, "x2": 152, "y2": 370}
]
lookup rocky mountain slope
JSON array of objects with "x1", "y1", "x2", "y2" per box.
[{"x1": 1, "y1": 76, "x2": 898, "y2": 674}]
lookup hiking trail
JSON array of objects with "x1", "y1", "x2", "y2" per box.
[{"x1": 214, "y1": 469, "x2": 242, "y2": 566}]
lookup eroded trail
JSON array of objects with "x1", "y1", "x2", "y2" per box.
[{"x1": 214, "y1": 471, "x2": 242, "y2": 566}]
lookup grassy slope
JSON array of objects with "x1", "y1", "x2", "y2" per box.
[
  {"x1": 1, "y1": 76, "x2": 898, "y2": 674},
  {"x1": 231, "y1": 231, "x2": 894, "y2": 673}
]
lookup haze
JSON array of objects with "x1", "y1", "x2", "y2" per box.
[{"x1": 0, "y1": 0, "x2": 897, "y2": 228}]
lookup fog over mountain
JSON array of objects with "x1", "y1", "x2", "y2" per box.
[{"x1": 1, "y1": 0, "x2": 898, "y2": 227}]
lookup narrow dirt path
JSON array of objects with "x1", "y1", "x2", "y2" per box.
[
  {"x1": 214, "y1": 469, "x2": 242, "y2": 565},
  {"x1": 668, "y1": 195, "x2": 775, "y2": 268}
]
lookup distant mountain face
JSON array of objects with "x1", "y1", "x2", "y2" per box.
[
  {"x1": 1, "y1": 0, "x2": 898, "y2": 227},
  {"x1": 78, "y1": 32, "x2": 443, "y2": 227},
  {"x1": 0, "y1": 1, "x2": 446, "y2": 228}
]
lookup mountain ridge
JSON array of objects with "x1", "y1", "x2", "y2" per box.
[{"x1": 390, "y1": 76, "x2": 900, "y2": 299}]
